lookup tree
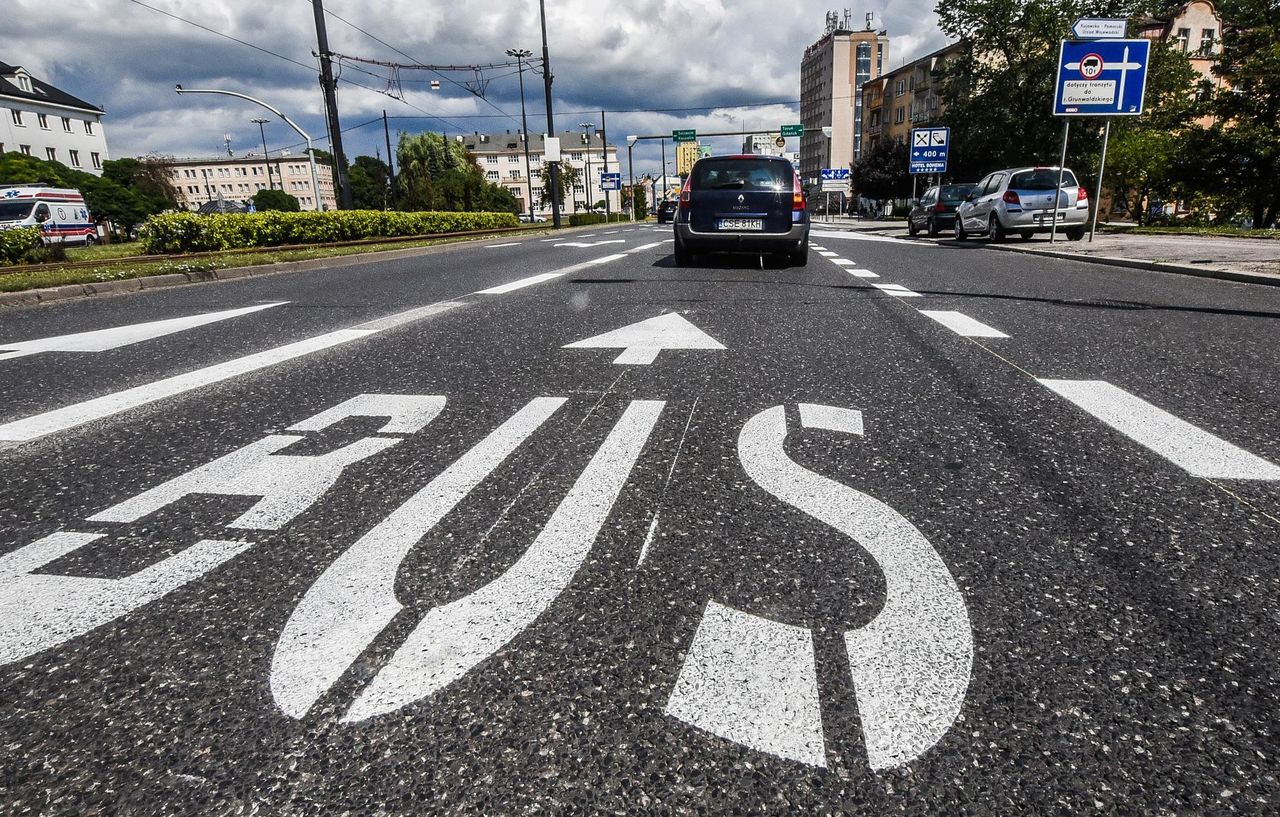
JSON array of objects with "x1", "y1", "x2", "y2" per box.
[
  {"x1": 536, "y1": 162, "x2": 579, "y2": 210},
  {"x1": 0, "y1": 153, "x2": 175, "y2": 239},
  {"x1": 628, "y1": 184, "x2": 647, "y2": 220},
  {"x1": 253, "y1": 188, "x2": 301, "y2": 212},
  {"x1": 852, "y1": 138, "x2": 913, "y2": 200},
  {"x1": 394, "y1": 132, "x2": 517, "y2": 213},
  {"x1": 348, "y1": 155, "x2": 391, "y2": 210}
]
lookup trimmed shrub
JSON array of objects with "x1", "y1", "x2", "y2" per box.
[
  {"x1": 568, "y1": 212, "x2": 630, "y2": 227},
  {"x1": 139, "y1": 210, "x2": 520, "y2": 254},
  {"x1": 0, "y1": 226, "x2": 42, "y2": 265}
]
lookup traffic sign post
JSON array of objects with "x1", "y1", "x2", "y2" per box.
[
  {"x1": 1053, "y1": 38, "x2": 1149, "y2": 243},
  {"x1": 909, "y1": 127, "x2": 949, "y2": 175},
  {"x1": 820, "y1": 169, "x2": 850, "y2": 221}
]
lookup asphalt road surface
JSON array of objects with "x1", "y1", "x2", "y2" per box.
[{"x1": 1, "y1": 225, "x2": 1277, "y2": 815}]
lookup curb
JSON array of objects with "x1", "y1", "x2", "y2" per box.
[
  {"x1": 978, "y1": 241, "x2": 1280, "y2": 287},
  {"x1": 0, "y1": 223, "x2": 614, "y2": 309}
]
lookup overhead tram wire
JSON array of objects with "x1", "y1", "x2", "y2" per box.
[{"x1": 125, "y1": 0, "x2": 466, "y2": 133}]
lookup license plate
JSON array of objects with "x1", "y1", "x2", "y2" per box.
[
  {"x1": 1034, "y1": 211, "x2": 1069, "y2": 223},
  {"x1": 717, "y1": 218, "x2": 763, "y2": 231}
]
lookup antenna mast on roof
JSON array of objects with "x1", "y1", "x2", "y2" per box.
[
  {"x1": 223, "y1": 133, "x2": 233, "y2": 157},
  {"x1": 866, "y1": 12, "x2": 875, "y2": 30}
]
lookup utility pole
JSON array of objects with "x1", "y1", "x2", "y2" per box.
[
  {"x1": 383, "y1": 110, "x2": 395, "y2": 191},
  {"x1": 538, "y1": 0, "x2": 561, "y2": 228},
  {"x1": 311, "y1": 0, "x2": 352, "y2": 210},
  {"x1": 252, "y1": 118, "x2": 274, "y2": 190},
  {"x1": 580, "y1": 122, "x2": 595, "y2": 213},
  {"x1": 599, "y1": 110, "x2": 610, "y2": 219},
  {"x1": 507, "y1": 48, "x2": 536, "y2": 222}
]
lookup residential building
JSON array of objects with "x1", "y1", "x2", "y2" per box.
[
  {"x1": 458, "y1": 130, "x2": 620, "y2": 215},
  {"x1": 1135, "y1": 0, "x2": 1227, "y2": 125},
  {"x1": 861, "y1": 41, "x2": 966, "y2": 153},
  {"x1": 798, "y1": 11, "x2": 890, "y2": 184},
  {"x1": 0, "y1": 62, "x2": 109, "y2": 175},
  {"x1": 742, "y1": 134, "x2": 785, "y2": 157},
  {"x1": 167, "y1": 154, "x2": 336, "y2": 212}
]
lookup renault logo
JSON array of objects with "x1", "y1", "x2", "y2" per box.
[{"x1": 737, "y1": 194, "x2": 745, "y2": 204}]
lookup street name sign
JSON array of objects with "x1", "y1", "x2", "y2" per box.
[
  {"x1": 780, "y1": 124, "x2": 804, "y2": 138},
  {"x1": 909, "y1": 127, "x2": 950, "y2": 174},
  {"x1": 672, "y1": 129, "x2": 697, "y2": 143},
  {"x1": 599, "y1": 172, "x2": 622, "y2": 191},
  {"x1": 1054, "y1": 39, "x2": 1150, "y2": 116},
  {"x1": 1071, "y1": 18, "x2": 1127, "y2": 39}
]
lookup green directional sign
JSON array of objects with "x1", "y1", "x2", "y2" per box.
[
  {"x1": 780, "y1": 124, "x2": 804, "y2": 138},
  {"x1": 672, "y1": 129, "x2": 697, "y2": 143}
]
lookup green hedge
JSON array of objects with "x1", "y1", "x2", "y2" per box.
[
  {"x1": 568, "y1": 212, "x2": 630, "y2": 227},
  {"x1": 139, "y1": 210, "x2": 520, "y2": 254},
  {"x1": 0, "y1": 226, "x2": 42, "y2": 265}
]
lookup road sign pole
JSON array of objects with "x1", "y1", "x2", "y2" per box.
[
  {"x1": 1049, "y1": 119, "x2": 1071, "y2": 244},
  {"x1": 1089, "y1": 118, "x2": 1112, "y2": 243}
]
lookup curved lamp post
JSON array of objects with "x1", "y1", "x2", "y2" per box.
[{"x1": 175, "y1": 85, "x2": 323, "y2": 211}]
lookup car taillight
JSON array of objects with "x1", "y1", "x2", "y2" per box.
[
  {"x1": 792, "y1": 173, "x2": 805, "y2": 211},
  {"x1": 934, "y1": 201, "x2": 946, "y2": 212},
  {"x1": 679, "y1": 187, "x2": 690, "y2": 211},
  {"x1": 1002, "y1": 190, "x2": 1021, "y2": 205},
  {"x1": 1077, "y1": 187, "x2": 1089, "y2": 202}
]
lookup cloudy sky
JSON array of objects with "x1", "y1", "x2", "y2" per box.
[{"x1": 7, "y1": 0, "x2": 947, "y2": 176}]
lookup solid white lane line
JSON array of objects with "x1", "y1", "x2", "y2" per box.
[
  {"x1": 873, "y1": 283, "x2": 921, "y2": 297},
  {"x1": 0, "y1": 302, "x2": 286, "y2": 361},
  {"x1": 919, "y1": 310, "x2": 1009, "y2": 338},
  {"x1": 665, "y1": 600, "x2": 826, "y2": 767},
  {"x1": 344, "y1": 399, "x2": 665, "y2": 721},
  {"x1": 352, "y1": 301, "x2": 464, "y2": 331},
  {"x1": 1037, "y1": 380, "x2": 1280, "y2": 480},
  {"x1": 485, "y1": 242, "x2": 522, "y2": 248},
  {"x1": 475, "y1": 272, "x2": 565, "y2": 294},
  {"x1": 0, "y1": 329, "x2": 375, "y2": 443}
]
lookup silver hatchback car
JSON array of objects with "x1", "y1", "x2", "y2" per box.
[{"x1": 955, "y1": 167, "x2": 1089, "y2": 241}]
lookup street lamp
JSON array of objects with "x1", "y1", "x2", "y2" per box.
[
  {"x1": 175, "y1": 85, "x2": 323, "y2": 212},
  {"x1": 579, "y1": 122, "x2": 595, "y2": 212},
  {"x1": 506, "y1": 48, "x2": 536, "y2": 222},
  {"x1": 626, "y1": 135, "x2": 638, "y2": 221},
  {"x1": 251, "y1": 117, "x2": 274, "y2": 192},
  {"x1": 537, "y1": 0, "x2": 561, "y2": 228}
]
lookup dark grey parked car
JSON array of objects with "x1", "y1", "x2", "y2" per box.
[{"x1": 908, "y1": 183, "x2": 977, "y2": 237}]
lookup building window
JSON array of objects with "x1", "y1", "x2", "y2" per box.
[
  {"x1": 509, "y1": 170, "x2": 521, "y2": 179},
  {"x1": 45, "y1": 147, "x2": 56, "y2": 162},
  {"x1": 894, "y1": 106, "x2": 905, "y2": 124},
  {"x1": 84, "y1": 121, "x2": 95, "y2": 135},
  {"x1": 19, "y1": 144, "x2": 31, "y2": 156},
  {"x1": 17, "y1": 74, "x2": 31, "y2": 92},
  {"x1": 1175, "y1": 28, "x2": 1191, "y2": 52},
  {"x1": 485, "y1": 155, "x2": 498, "y2": 164},
  {"x1": 1200, "y1": 29, "x2": 1216, "y2": 54},
  {"x1": 62, "y1": 117, "x2": 72, "y2": 132},
  {"x1": 37, "y1": 113, "x2": 48, "y2": 129},
  {"x1": 895, "y1": 79, "x2": 906, "y2": 97},
  {"x1": 486, "y1": 170, "x2": 499, "y2": 181},
  {"x1": 91, "y1": 152, "x2": 101, "y2": 169},
  {"x1": 10, "y1": 109, "x2": 23, "y2": 126},
  {"x1": 508, "y1": 155, "x2": 520, "y2": 163},
  {"x1": 69, "y1": 149, "x2": 80, "y2": 167}
]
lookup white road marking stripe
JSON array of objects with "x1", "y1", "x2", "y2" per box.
[
  {"x1": 352, "y1": 301, "x2": 464, "y2": 331},
  {"x1": 1037, "y1": 380, "x2": 1280, "y2": 480},
  {"x1": 585, "y1": 253, "x2": 628, "y2": 265},
  {"x1": 475, "y1": 272, "x2": 565, "y2": 294},
  {"x1": 637, "y1": 512, "x2": 660, "y2": 565},
  {"x1": 666, "y1": 600, "x2": 826, "y2": 767},
  {"x1": 818, "y1": 251, "x2": 838, "y2": 257},
  {"x1": 565, "y1": 313, "x2": 725, "y2": 365},
  {"x1": 627, "y1": 241, "x2": 666, "y2": 253},
  {"x1": 831, "y1": 258, "x2": 855, "y2": 265},
  {"x1": 270, "y1": 397, "x2": 566, "y2": 719},
  {"x1": 0, "y1": 302, "x2": 285, "y2": 361},
  {"x1": 810, "y1": 230, "x2": 910, "y2": 244},
  {"x1": 919, "y1": 310, "x2": 1009, "y2": 338},
  {"x1": 0, "y1": 329, "x2": 375, "y2": 443},
  {"x1": 847, "y1": 270, "x2": 879, "y2": 277},
  {"x1": 344, "y1": 399, "x2": 665, "y2": 721},
  {"x1": 555, "y1": 240, "x2": 627, "y2": 248},
  {"x1": 873, "y1": 283, "x2": 921, "y2": 297},
  {"x1": 485, "y1": 242, "x2": 522, "y2": 248}
]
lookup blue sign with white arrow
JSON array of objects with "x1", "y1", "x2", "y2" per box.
[
  {"x1": 909, "y1": 127, "x2": 950, "y2": 174},
  {"x1": 1054, "y1": 38, "x2": 1150, "y2": 116},
  {"x1": 820, "y1": 168, "x2": 850, "y2": 181},
  {"x1": 599, "y1": 172, "x2": 622, "y2": 191}
]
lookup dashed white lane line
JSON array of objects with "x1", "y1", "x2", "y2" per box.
[
  {"x1": 476, "y1": 272, "x2": 565, "y2": 294},
  {"x1": 873, "y1": 283, "x2": 921, "y2": 297},
  {"x1": 485, "y1": 242, "x2": 522, "y2": 248},
  {"x1": 831, "y1": 258, "x2": 855, "y2": 265},
  {"x1": 919, "y1": 310, "x2": 1009, "y2": 338},
  {"x1": 846, "y1": 269, "x2": 879, "y2": 278},
  {"x1": 627, "y1": 241, "x2": 667, "y2": 253},
  {"x1": 818, "y1": 251, "x2": 839, "y2": 257},
  {"x1": 554, "y1": 240, "x2": 627, "y2": 248},
  {"x1": 1037, "y1": 380, "x2": 1280, "y2": 480},
  {"x1": 665, "y1": 600, "x2": 826, "y2": 767}
]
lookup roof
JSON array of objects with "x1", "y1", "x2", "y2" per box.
[
  {"x1": 459, "y1": 130, "x2": 615, "y2": 152},
  {"x1": 0, "y1": 62, "x2": 104, "y2": 114}
]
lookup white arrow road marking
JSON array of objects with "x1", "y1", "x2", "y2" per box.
[
  {"x1": 0, "y1": 302, "x2": 286, "y2": 361},
  {"x1": 734, "y1": 404, "x2": 972, "y2": 769},
  {"x1": 873, "y1": 283, "x2": 922, "y2": 298},
  {"x1": 1038, "y1": 380, "x2": 1280, "y2": 480},
  {"x1": 0, "y1": 532, "x2": 251, "y2": 665},
  {"x1": 665, "y1": 600, "x2": 826, "y2": 767},
  {"x1": 563, "y1": 313, "x2": 726, "y2": 365},
  {"x1": 555, "y1": 240, "x2": 627, "y2": 248},
  {"x1": 342, "y1": 399, "x2": 664, "y2": 721},
  {"x1": 919, "y1": 310, "x2": 1009, "y2": 338},
  {"x1": 270, "y1": 397, "x2": 567, "y2": 719}
]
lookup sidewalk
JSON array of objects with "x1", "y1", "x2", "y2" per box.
[{"x1": 815, "y1": 217, "x2": 1280, "y2": 285}]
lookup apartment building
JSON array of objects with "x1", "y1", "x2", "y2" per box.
[
  {"x1": 0, "y1": 62, "x2": 109, "y2": 175},
  {"x1": 861, "y1": 41, "x2": 965, "y2": 153},
  {"x1": 1136, "y1": 0, "x2": 1227, "y2": 125},
  {"x1": 167, "y1": 155, "x2": 336, "y2": 212},
  {"x1": 458, "y1": 130, "x2": 620, "y2": 215},
  {"x1": 798, "y1": 11, "x2": 890, "y2": 184}
]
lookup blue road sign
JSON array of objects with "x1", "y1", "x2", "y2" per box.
[
  {"x1": 1054, "y1": 39, "x2": 1150, "y2": 116},
  {"x1": 820, "y1": 168, "x2": 850, "y2": 181},
  {"x1": 599, "y1": 172, "x2": 622, "y2": 191},
  {"x1": 909, "y1": 127, "x2": 949, "y2": 174}
]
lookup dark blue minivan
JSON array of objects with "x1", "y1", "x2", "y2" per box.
[{"x1": 673, "y1": 155, "x2": 810, "y2": 266}]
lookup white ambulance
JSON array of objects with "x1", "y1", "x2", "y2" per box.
[{"x1": 0, "y1": 185, "x2": 97, "y2": 245}]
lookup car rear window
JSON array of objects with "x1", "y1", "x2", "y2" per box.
[
  {"x1": 939, "y1": 185, "x2": 975, "y2": 203},
  {"x1": 1008, "y1": 169, "x2": 1078, "y2": 190},
  {"x1": 692, "y1": 159, "x2": 791, "y2": 191}
]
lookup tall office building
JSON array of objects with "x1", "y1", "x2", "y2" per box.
[{"x1": 798, "y1": 11, "x2": 889, "y2": 185}]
